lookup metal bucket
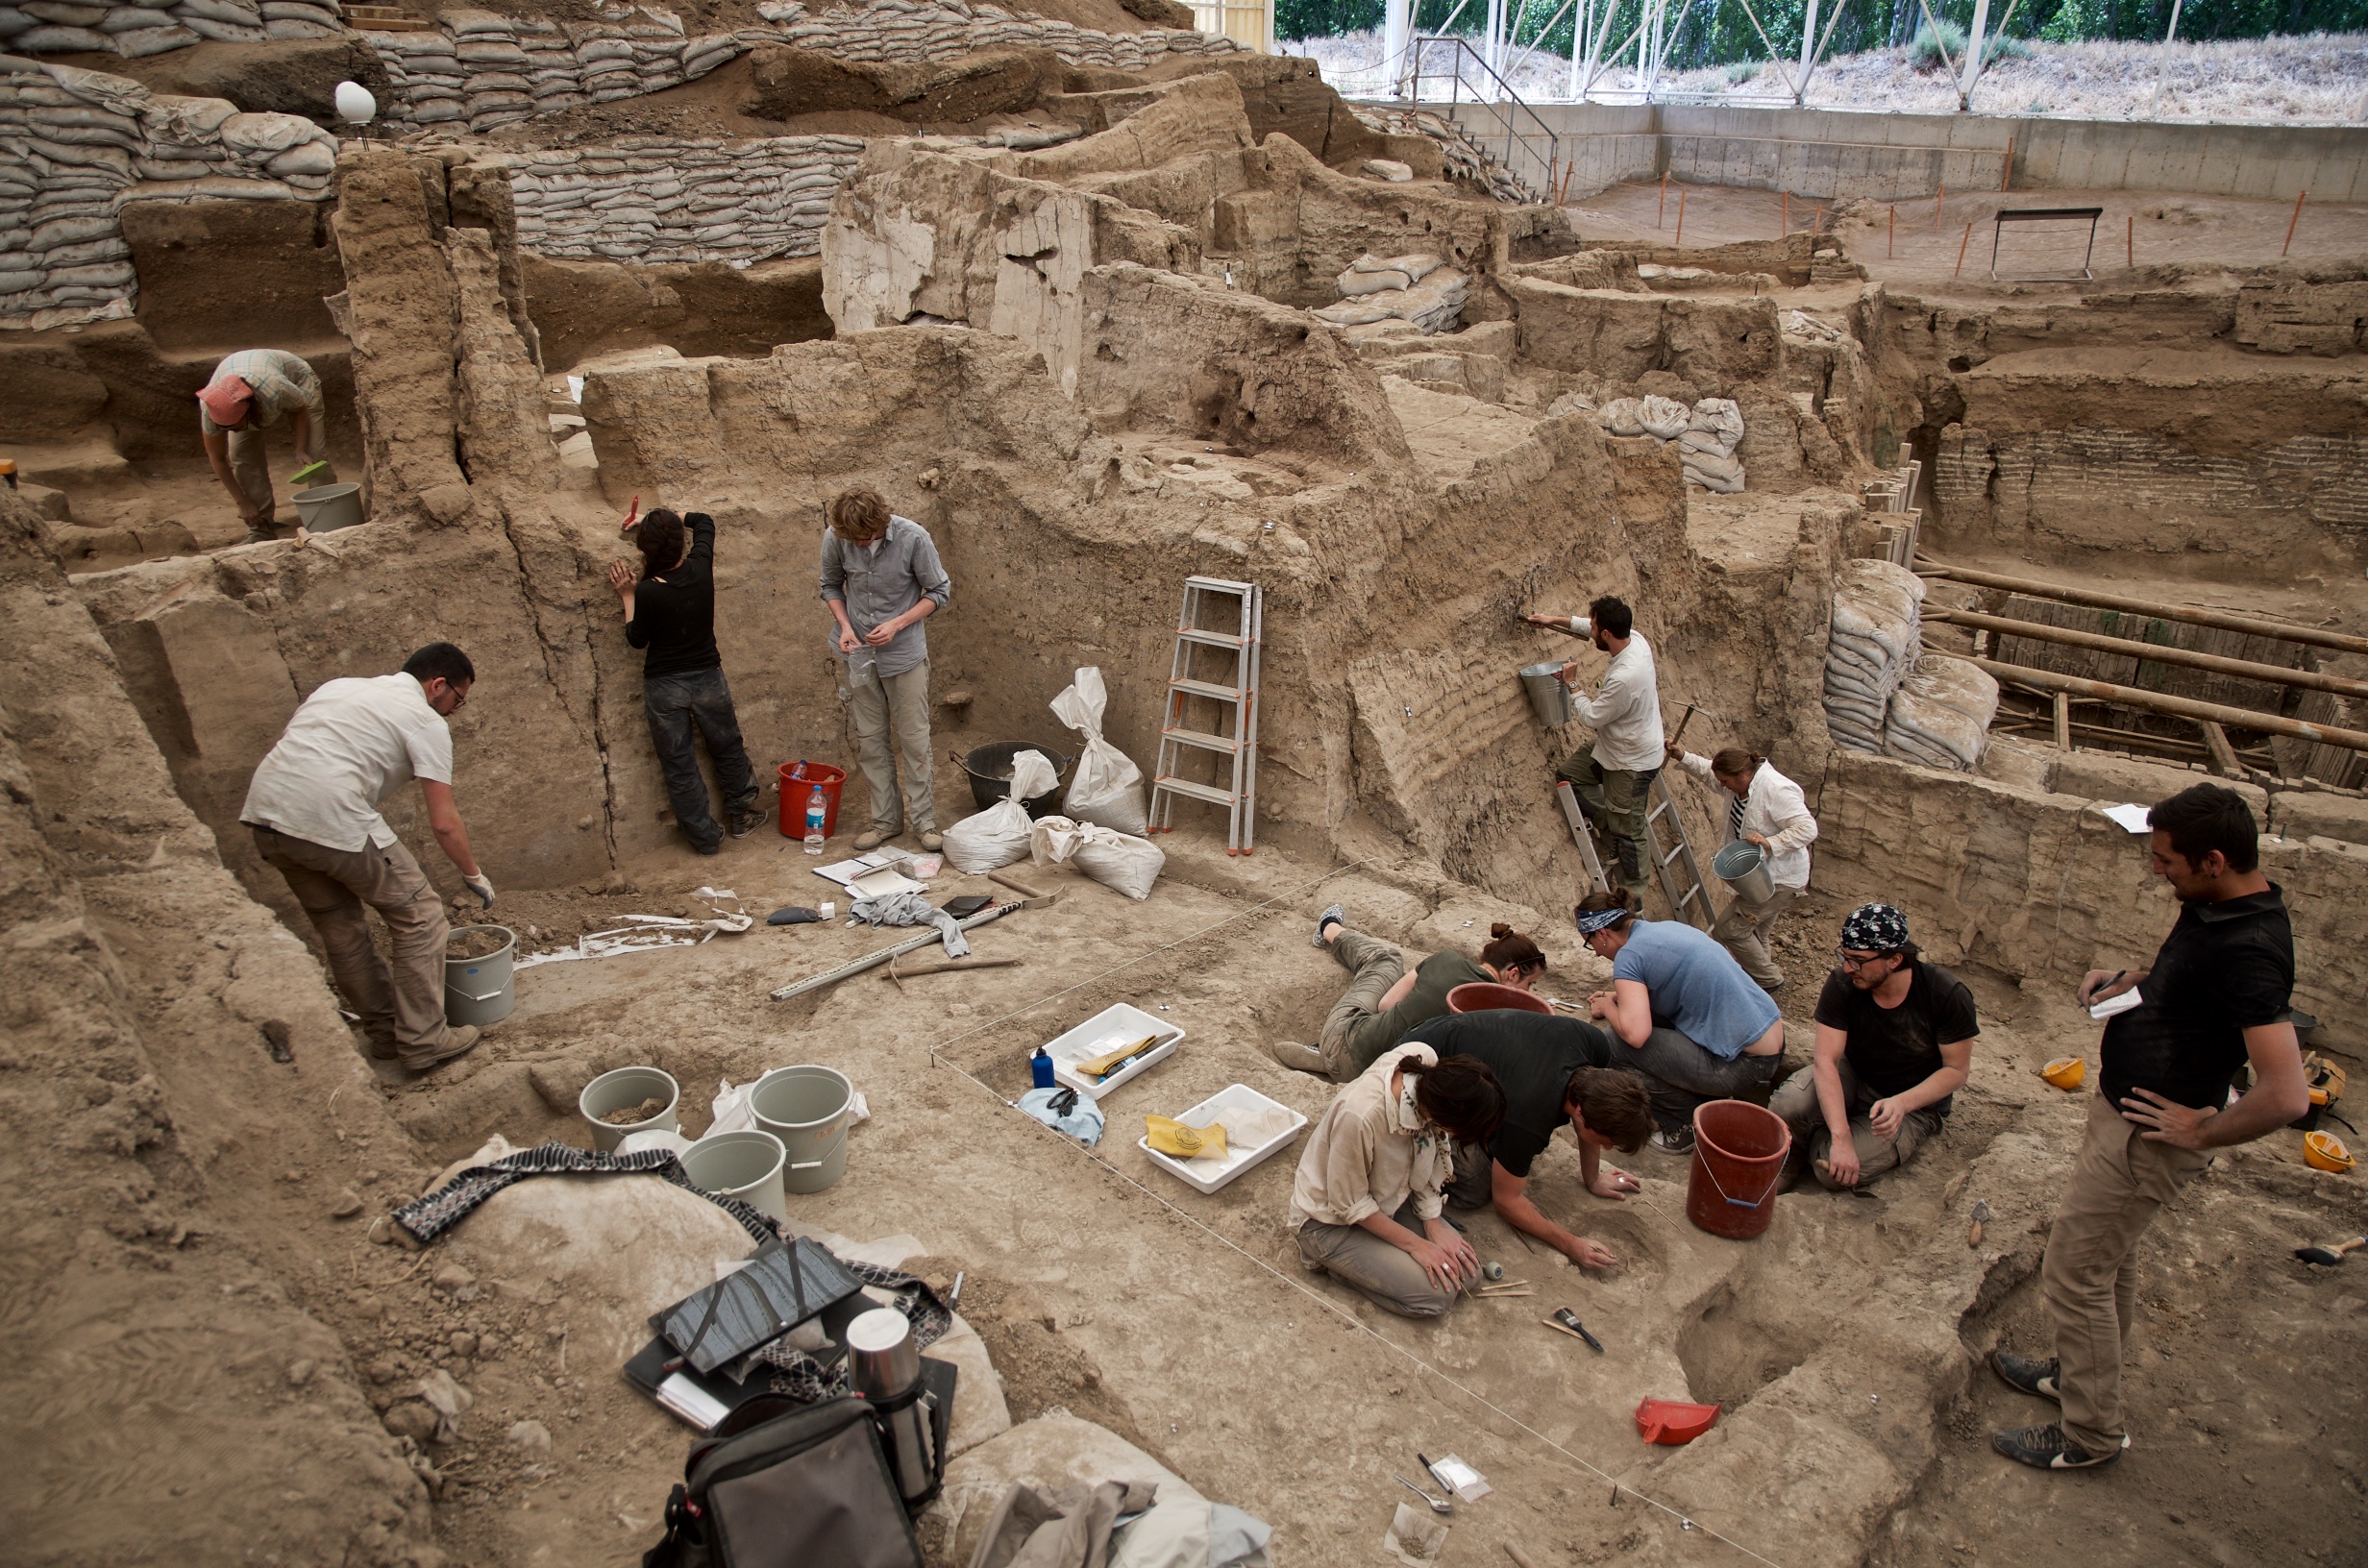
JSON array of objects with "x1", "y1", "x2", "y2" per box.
[
  {"x1": 294, "y1": 481, "x2": 363, "y2": 532},
  {"x1": 443, "y1": 924, "x2": 516, "y2": 1027},
  {"x1": 1519, "y1": 662, "x2": 1571, "y2": 728},
  {"x1": 681, "y1": 1129, "x2": 788, "y2": 1224},
  {"x1": 751, "y1": 1065, "x2": 853, "y2": 1193},
  {"x1": 579, "y1": 1066, "x2": 680, "y2": 1153},
  {"x1": 1712, "y1": 838, "x2": 1777, "y2": 904}
]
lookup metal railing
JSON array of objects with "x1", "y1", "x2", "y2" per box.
[{"x1": 1405, "y1": 36, "x2": 1562, "y2": 201}]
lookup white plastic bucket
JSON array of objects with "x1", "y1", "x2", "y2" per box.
[
  {"x1": 294, "y1": 481, "x2": 363, "y2": 532},
  {"x1": 579, "y1": 1066, "x2": 680, "y2": 1153},
  {"x1": 681, "y1": 1129, "x2": 788, "y2": 1224},
  {"x1": 443, "y1": 924, "x2": 516, "y2": 1027},
  {"x1": 751, "y1": 1065, "x2": 853, "y2": 1194}
]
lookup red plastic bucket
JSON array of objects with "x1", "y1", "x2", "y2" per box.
[
  {"x1": 1446, "y1": 982, "x2": 1552, "y2": 1016},
  {"x1": 1685, "y1": 1099, "x2": 1790, "y2": 1239},
  {"x1": 778, "y1": 761, "x2": 847, "y2": 840}
]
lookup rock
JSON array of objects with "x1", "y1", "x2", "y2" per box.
[
  {"x1": 382, "y1": 1401, "x2": 438, "y2": 1443},
  {"x1": 286, "y1": 1359, "x2": 316, "y2": 1386},
  {"x1": 368, "y1": 1357, "x2": 401, "y2": 1384},
  {"x1": 506, "y1": 1418, "x2": 553, "y2": 1452},
  {"x1": 432, "y1": 1262, "x2": 476, "y2": 1293},
  {"x1": 330, "y1": 1188, "x2": 364, "y2": 1218},
  {"x1": 1362, "y1": 159, "x2": 1413, "y2": 183},
  {"x1": 449, "y1": 1332, "x2": 477, "y2": 1359},
  {"x1": 417, "y1": 1368, "x2": 472, "y2": 1442},
  {"x1": 527, "y1": 1057, "x2": 596, "y2": 1113}
]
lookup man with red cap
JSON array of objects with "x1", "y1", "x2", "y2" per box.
[{"x1": 198, "y1": 349, "x2": 332, "y2": 543}]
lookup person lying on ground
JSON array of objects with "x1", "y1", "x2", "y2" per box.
[
  {"x1": 1400, "y1": 1010, "x2": 1653, "y2": 1269},
  {"x1": 1290, "y1": 1044, "x2": 1507, "y2": 1318},
  {"x1": 1577, "y1": 887, "x2": 1786, "y2": 1154},
  {"x1": 1267, "y1": 909, "x2": 1546, "y2": 1082},
  {"x1": 1525, "y1": 596, "x2": 1664, "y2": 904},
  {"x1": 609, "y1": 506, "x2": 765, "y2": 856},
  {"x1": 1668, "y1": 740, "x2": 1816, "y2": 992},
  {"x1": 1989, "y1": 783, "x2": 2306, "y2": 1474},
  {"x1": 1768, "y1": 902, "x2": 1975, "y2": 1190}
]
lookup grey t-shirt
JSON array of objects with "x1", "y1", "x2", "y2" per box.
[
  {"x1": 1612, "y1": 920, "x2": 1781, "y2": 1058},
  {"x1": 817, "y1": 515, "x2": 951, "y2": 678}
]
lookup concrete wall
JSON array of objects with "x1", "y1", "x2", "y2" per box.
[{"x1": 1415, "y1": 100, "x2": 2368, "y2": 204}]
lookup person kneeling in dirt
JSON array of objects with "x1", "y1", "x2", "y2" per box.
[
  {"x1": 1988, "y1": 784, "x2": 2306, "y2": 1474},
  {"x1": 820, "y1": 487, "x2": 951, "y2": 853},
  {"x1": 1290, "y1": 1044, "x2": 1506, "y2": 1317},
  {"x1": 609, "y1": 507, "x2": 765, "y2": 856},
  {"x1": 197, "y1": 349, "x2": 333, "y2": 545},
  {"x1": 1768, "y1": 902, "x2": 1976, "y2": 1191},
  {"x1": 240, "y1": 643, "x2": 492, "y2": 1074},
  {"x1": 1402, "y1": 1010, "x2": 1653, "y2": 1269},
  {"x1": 1578, "y1": 888, "x2": 1786, "y2": 1154},
  {"x1": 1267, "y1": 909, "x2": 1547, "y2": 1082}
]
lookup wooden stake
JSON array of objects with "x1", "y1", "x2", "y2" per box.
[
  {"x1": 1935, "y1": 181, "x2": 1944, "y2": 233},
  {"x1": 1887, "y1": 204, "x2": 1896, "y2": 257},
  {"x1": 2052, "y1": 690, "x2": 2071, "y2": 750},
  {"x1": 1673, "y1": 184, "x2": 1687, "y2": 246},
  {"x1": 2201, "y1": 721, "x2": 2244, "y2": 778},
  {"x1": 1813, "y1": 202, "x2": 1826, "y2": 234},
  {"x1": 2127, "y1": 212, "x2": 2134, "y2": 269},
  {"x1": 1659, "y1": 170, "x2": 1668, "y2": 226},
  {"x1": 2001, "y1": 134, "x2": 2013, "y2": 190},
  {"x1": 1954, "y1": 218, "x2": 1973, "y2": 278},
  {"x1": 2283, "y1": 188, "x2": 2306, "y2": 256}
]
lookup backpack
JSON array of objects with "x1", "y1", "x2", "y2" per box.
[{"x1": 642, "y1": 1397, "x2": 922, "y2": 1568}]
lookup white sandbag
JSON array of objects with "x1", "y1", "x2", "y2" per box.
[
  {"x1": 1027, "y1": 815, "x2": 1164, "y2": 902},
  {"x1": 1597, "y1": 396, "x2": 1644, "y2": 437},
  {"x1": 1049, "y1": 665, "x2": 1146, "y2": 837},
  {"x1": 1688, "y1": 396, "x2": 1743, "y2": 451},
  {"x1": 1639, "y1": 394, "x2": 1689, "y2": 439},
  {"x1": 941, "y1": 747, "x2": 1055, "y2": 874},
  {"x1": 1897, "y1": 653, "x2": 1998, "y2": 723},
  {"x1": 1682, "y1": 449, "x2": 1745, "y2": 492}
]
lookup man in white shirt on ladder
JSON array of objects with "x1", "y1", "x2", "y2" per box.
[{"x1": 1525, "y1": 597, "x2": 1665, "y2": 905}]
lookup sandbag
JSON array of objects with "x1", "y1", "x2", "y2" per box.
[
  {"x1": 1028, "y1": 814, "x2": 1164, "y2": 901},
  {"x1": 1597, "y1": 396, "x2": 1644, "y2": 437},
  {"x1": 1049, "y1": 665, "x2": 1146, "y2": 837},
  {"x1": 1639, "y1": 394, "x2": 1689, "y2": 439},
  {"x1": 941, "y1": 748, "x2": 1054, "y2": 873}
]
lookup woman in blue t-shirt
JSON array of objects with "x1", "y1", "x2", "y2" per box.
[{"x1": 1576, "y1": 888, "x2": 1787, "y2": 1153}]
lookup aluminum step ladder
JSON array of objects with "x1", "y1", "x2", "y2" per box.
[
  {"x1": 1147, "y1": 576, "x2": 1262, "y2": 856},
  {"x1": 1554, "y1": 782, "x2": 1612, "y2": 897},
  {"x1": 1644, "y1": 772, "x2": 1713, "y2": 928}
]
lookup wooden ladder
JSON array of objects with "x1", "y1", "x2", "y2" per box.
[
  {"x1": 1644, "y1": 773, "x2": 1713, "y2": 928},
  {"x1": 1147, "y1": 576, "x2": 1262, "y2": 855}
]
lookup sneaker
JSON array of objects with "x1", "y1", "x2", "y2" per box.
[
  {"x1": 1990, "y1": 1350, "x2": 2062, "y2": 1403},
  {"x1": 728, "y1": 808, "x2": 767, "y2": 839},
  {"x1": 853, "y1": 828, "x2": 896, "y2": 851},
  {"x1": 1313, "y1": 903, "x2": 1346, "y2": 946},
  {"x1": 694, "y1": 841, "x2": 722, "y2": 856},
  {"x1": 403, "y1": 1025, "x2": 481, "y2": 1075},
  {"x1": 1990, "y1": 1422, "x2": 2122, "y2": 1471},
  {"x1": 1264, "y1": 1039, "x2": 1331, "y2": 1076},
  {"x1": 917, "y1": 829, "x2": 944, "y2": 852},
  {"x1": 1651, "y1": 1125, "x2": 1696, "y2": 1155}
]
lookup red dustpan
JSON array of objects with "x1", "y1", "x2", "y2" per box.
[{"x1": 1634, "y1": 1397, "x2": 1719, "y2": 1445}]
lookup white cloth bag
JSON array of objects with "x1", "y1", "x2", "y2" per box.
[
  {"x1": 942, "y1": 749, "x2": 1056, "y2": 873},
  {"x1": 1050, "y1": 666, "x2": 1147, "y2": 836},
  {"x1": 1029, "y1": 814, "x2": 1166, "y2": 901}
]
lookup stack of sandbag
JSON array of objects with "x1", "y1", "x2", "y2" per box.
[
  {"x1": 733, "y1": 0, "x2": 1239, "y2": 73},
  {"x1": 1596, "y1": 395, "x2": 1747, "y2": 492},
  {"x1": 1823, "y1": 557, "x2": 1924, "y2": 753},
  {"x1": 1313, "y1": 252, "x2": 1468, "y2": 335},
  {"x1": 1885, "y1": 654, "x2": 1998, "y2": 771},
  {"x1": 504, "y1": 134, "x2": 866, "y2": 265},
  {"x1": 1027, "y1": 815, "x2": 1163, "y2": 902}
]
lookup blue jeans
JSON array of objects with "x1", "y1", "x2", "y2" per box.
[{"x1": 645, "y1": 667, "x2": 759, "y2": 851}]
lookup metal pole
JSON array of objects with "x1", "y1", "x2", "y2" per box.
[
  {"x1": 1385, "y1": 0, "x2": 1414, "y2": 95},
  {"x1": 1966, "y1": 659, "x2": 2368, "y2": 754},
  {"x1": 1958, "y1": 0, "x2": 1989, "y2": 109},
  {"x1": 1916, "y1": 561, "x2": 2368, "y2": 654},
  {"x1": 1795, "y1": 0, "x2": 1817, "y2": 106},
  {"x1": 2148, "y1": 0, "x2": 2183, "y2": 117}
]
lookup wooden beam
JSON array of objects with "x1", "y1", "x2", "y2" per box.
[
  {"x1": 2052, "y1": 690, "x2": 2071, "y2": 749},
  {"x1": 1917, "y1": 560, "x2": 2368, "y2": 655},
  {"x1": 2201, "y1": 721, "x2": 2244, "y2": 778},
  {"x1": 1927, "y1": 607, "x2": 2368, "y2": 700},
  {"x1": 1970, "y1": 657, "x2": 2368, "y2": 752}
]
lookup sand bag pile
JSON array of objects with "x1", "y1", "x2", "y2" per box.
[
  {"x1": 0, "y1": 0, "x2": 337, "y2": 58},
  {"x1": 359, "y1": 6, "x2": 746, "y2": 132},
  {"x1": 505, "y1": 135, "x2": 866, "y2": 264},
  {"x1": 741, "y1": 0, "x2": 1239, "y2": 73},
  {"x1": 1, "y1": 57, "x2": 335, "y2": 329},
  {"x1": 1596, "y1": 395, "x2": 1747, "y2": 492},
  {"x1": 1347, "y1": 102, "x2": 1535, "y2": 203},
  {"x1": 1823, "y1": 557, "x2": 1924, "y2": 753},
  {"x1": 1313, "y1": 252, "x2": 1468, "y2": 334},
  {"x1": 1884, "y1": 654, "x2": 1998, "y2": 771}
]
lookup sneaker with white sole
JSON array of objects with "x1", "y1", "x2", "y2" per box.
[
  {"x1": 1991, "y1": 1422, "x2": 2123, "y2": 1471},
  {"x1": 1314, "y1": 903, "x2": 1345, "y2": 946},
  {"x1": 1651, "y1": 1125, "x2": 1695, "y2": 1155},
  {"x1": 1990, "y1": 1350, "x2": 2061, "y2": 1402}
]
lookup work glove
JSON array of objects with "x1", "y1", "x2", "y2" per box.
[{"x1": 462, "y1": 870, "x2": 495, "y2": 909}]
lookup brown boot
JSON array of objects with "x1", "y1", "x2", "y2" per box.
[{"x1": 403, "y1": 1025, "x2": 481, "y2": 1074}]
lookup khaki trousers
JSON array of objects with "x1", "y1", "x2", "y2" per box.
[
  {"x1": 1295, "y1": 1200, "x2": 1457, "y2": 1319},
  {"x1": 1557, "y1": 743, "x2": 1658, "y2": 899},
  {"x1": 2043, "y1": 1092, "x2": 2210, "y2": 1454},
  {"x1": 1767, "y1": 1053, "x2": 1944, "y2": 1188},
  {"x1": 253, "y1": 825, "x2": 458, "y2": 1066},
  {"x1": 228, "y1": 418, "x2": 331, "y2": 526},
  {"x1": 1709, "y1": 880, "x2": 1800, "y2": 990},
  {"x1": 845, "y1": 657, "x2": 935, "y2": 834}
]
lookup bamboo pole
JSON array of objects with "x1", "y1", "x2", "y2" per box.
[
  {"x1": 2283, "y1": 189, "x2": 2306, "y2": 257},
  {"x1": 1673, "y1": 184, "x2": 1687, "y2": 245},
  {"x1": 1954, "y1": 219, "x2": 1973, "y2": 278},
  {"x1": 1926, "y1": 607, "x2": 2368, "y2": 700},
  {"x1": 1915, "y1": 561, "x2": 2368, "y2": 654},
  {"x1": 1967, "y1": 659, "x2": 2368, "y2": 753}
]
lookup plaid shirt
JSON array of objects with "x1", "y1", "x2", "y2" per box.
[{"x1": 199, "y1": 349, "x2": 321, "y2": 433}]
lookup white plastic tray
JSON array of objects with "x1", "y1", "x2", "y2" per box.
[
  {"x1": 1137, "y1": 1083, "x2": 1309, "y2": 1195},
  {"x1": 1042, "y1": 1003, "x2": 1183, "y2": 1099}
]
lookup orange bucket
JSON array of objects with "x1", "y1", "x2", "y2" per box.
[
  {"x1": 778, "y1": 760, "x2": 846, "y2": 839},
  {"x1": 1447, "y1": 982, "x2": 1552, "y2": 1016},
  {"x1": 1685, "y1": 1099, "x2": 1790, "y2": 1239}
]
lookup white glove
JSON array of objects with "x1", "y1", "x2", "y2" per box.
[{"x1": 462, "y1": 870, "x2": 495, "y2": 908}]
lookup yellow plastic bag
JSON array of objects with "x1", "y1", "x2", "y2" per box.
[{"x1": 1146, "y1": 1115, "x2": 1228, "y2": 1162}]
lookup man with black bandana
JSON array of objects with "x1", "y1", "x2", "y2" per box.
[{"x1": 1988, "y1": 784, "x2": 2308, "y2": 1473}]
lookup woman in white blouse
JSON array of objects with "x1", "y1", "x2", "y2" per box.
[{"x1": 1669, "y1": 742, "x2": 1818, "y2": 992}]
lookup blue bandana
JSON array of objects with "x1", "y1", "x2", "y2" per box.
[{"x1": 1575, "y1": 907, "x2": 1629, "y2": 935}]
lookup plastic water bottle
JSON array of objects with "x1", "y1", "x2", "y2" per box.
[{"x1": 803, "y1": 786, "x2": 827, "y2": 855}]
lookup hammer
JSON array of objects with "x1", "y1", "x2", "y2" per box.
[
  {"x1": 2295, "y1": 1235, "x2": 2366, "y2": 1266},
  {"x1": 884, "y1": 955, "x2": 1022, "y2": 992}
]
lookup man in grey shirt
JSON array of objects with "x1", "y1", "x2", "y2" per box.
[{"x1": 820, "y1": 487, "x2": 952, "y2": 850}]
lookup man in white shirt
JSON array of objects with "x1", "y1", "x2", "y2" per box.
[
  {"x1": 1669, "y1": 742, "x2": 1817, "y2": 990},
  {"x1": 1526, "y1": 596, "x2": 1665, "y2": 902},
  {"x1": 240, "y1": 644, "x2": 494, "y2": 1072}
]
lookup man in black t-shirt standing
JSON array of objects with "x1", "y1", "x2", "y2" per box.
[
  {"x1": 1990, "y1": 785, "x2": 2308, "y2": 1474},
  {"x1": 1401, "y1": 1011, "x2": 1656, "y2": 1270},
  {"x1": 609, "y1": 508, "x2": 765, "y2": 856},
  {"x1": 1769, "y1": 902, "x2": 1978, "y2": 1189}
]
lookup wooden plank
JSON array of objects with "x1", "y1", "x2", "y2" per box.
[
  {"x1": 1970, "y1": 658, "x2": 2368, "y2": 752},
  {"x1": 2201, "y1": 721, "x2": 2243, "y2": 778},
  {"x1": 2053, "y1": 690, "x2": 2071, "y2": 750},
  {"x1": 1927, "y1": 607, "x2": 2368, "y2": 700},
  {"x1": 1918, "y1": 560, "x2": 2368, "y2": 654}
]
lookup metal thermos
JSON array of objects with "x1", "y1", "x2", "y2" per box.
[{"x1": 846, "y1": 1307, "x2": 934, "y2": 1505}]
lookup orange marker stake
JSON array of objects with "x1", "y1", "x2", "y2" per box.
[
  {"x1": 1888, "y1": 205, "x2": 1896, "y2": 258},
  {"x1": 1674, "y1": 184, "x2": 1687, "y2": 246},
  {"x1": 1935, "y1": 181, "x2": 1945, "y2": 233},
  {"x1": 1954, "y1": 219, "x2": 1973, "y2": 279},
  {"x1": 1659, "y1": 171, "x2": 1668, "y2": 227},
  {"x1": 2283, "y1": 189, "x2": 2307, "y2": 257}
]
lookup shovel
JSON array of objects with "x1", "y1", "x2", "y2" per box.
[{"x1": 2295, "y1": 1235, "x2": 2366, "y2": 1266}]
